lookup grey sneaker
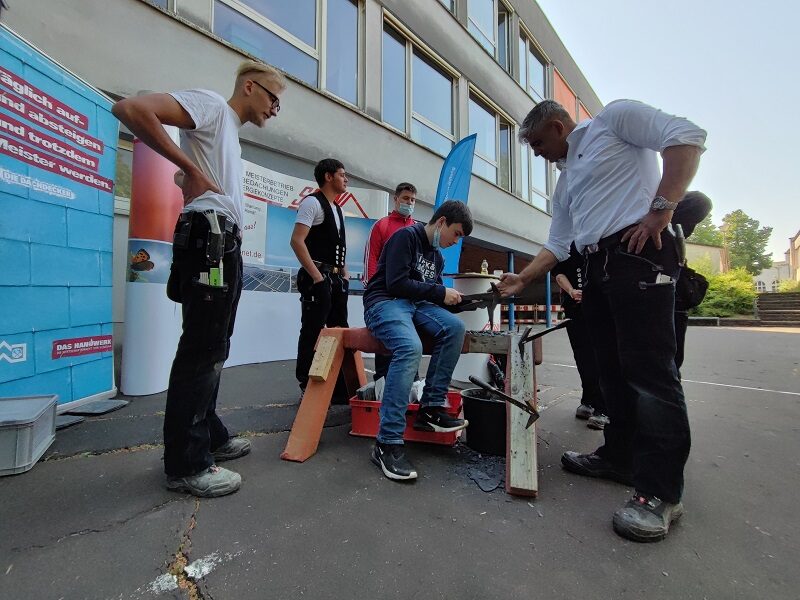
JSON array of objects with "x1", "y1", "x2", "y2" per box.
[
  {"x1": 587, "y1": 414, "x2": 610, "y2": 430},
  {"x1": 612, "y1": 492, "x2": 684, "y2": 542},
  {"x1": 166, "y1": 465, "x2": 241, "y2": 497},
  {"x1": 212, "y1": 437, "x2": 251, "y2": 462},
  {"x1": 575, "y1": 404, "x2": 594, "y2": 419}
]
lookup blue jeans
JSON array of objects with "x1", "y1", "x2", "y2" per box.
[{"x1": 364, "y1": 299, "x2": 466, "y2": 445}]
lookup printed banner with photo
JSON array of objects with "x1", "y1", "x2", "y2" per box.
[{"x1": 240, "y1": 160, "x2": 387, "y2": 292}]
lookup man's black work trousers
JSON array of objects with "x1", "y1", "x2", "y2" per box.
[
  {"x1": 295, "y1": 269, "x2": 349, "y2": 389},
  {"x1": 163, "y1": 212, "x2": 242, "y2": 477},
  {"x1": 581, "y1": 230, "x2": 691, "y2": 504}
]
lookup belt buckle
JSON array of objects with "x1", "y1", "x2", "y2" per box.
[
  {"x1": 332, "y1": 267, "x2": 340, "y2": 274},
  {"x1": 584, "y1": 243, "x2": 600, "y2": 255}
]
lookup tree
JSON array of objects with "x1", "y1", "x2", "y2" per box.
[
  {"x1": 721, "y1": 210, "x2": 773, "y2": 275},
  {"x1": 689, "y1": 214, "x2": 723, "y2": 246}
]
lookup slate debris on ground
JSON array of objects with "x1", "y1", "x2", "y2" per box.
[{"x1": 452, "y1": 442, "x2": 505, "y2": 492}]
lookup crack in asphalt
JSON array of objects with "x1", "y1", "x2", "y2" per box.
[{"x1": 10, "y1": 497, "x2": 186, "y2": 553}]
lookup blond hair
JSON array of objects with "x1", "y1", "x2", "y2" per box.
[{"x1": 235, "y1": 60, "x2": 286, "y2": 91}]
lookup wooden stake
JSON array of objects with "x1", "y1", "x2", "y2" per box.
[{"x1": 505, "y1": 333, "x2": 538, "y2": 497}]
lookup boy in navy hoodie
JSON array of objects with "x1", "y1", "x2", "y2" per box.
[{"x1": 363, "y1": 201, "x2": 473, "y2": 481}]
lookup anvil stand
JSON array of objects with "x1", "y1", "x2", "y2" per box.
[{"x1": 280, "y1": 327, "x2": 547, "y2": 497}]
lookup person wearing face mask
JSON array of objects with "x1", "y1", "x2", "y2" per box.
[
  {"x1": 363, "y1": 182, "x2": 418, "y2": 381},
  {"x1": 362, "y1": 200, "x2": 473, "y2": 481}
]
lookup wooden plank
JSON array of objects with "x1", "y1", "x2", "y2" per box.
[
  {"x1": 505, "y1": 333, "x2": 538, "y2": 497},
  {"x1": 281, "y1": 330, "x2": 345, "y2": 462},
  {"x1": 308, "y1": 334, "x2": 339, "y2": 382},
  {"x1": 462, "y1": 332, "x2": 511, "y2": 355}
]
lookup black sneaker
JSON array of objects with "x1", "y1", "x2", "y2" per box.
[
  {"x1": 560, "y1": 451, "x2": 632, "y2": 485},
  {"x1": 371, "y1": 443, "x2": 417, "y2": 481},
  {"x1": 612, "y1": 492, "x2": 684, "y2": 542},
  {"x1": 413, "y1": 407, "x2": 468, "y2": 433}
]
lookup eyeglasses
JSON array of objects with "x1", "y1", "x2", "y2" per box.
[{"x1": 252, "y1": 80, "x2": 281, "y2": 113}]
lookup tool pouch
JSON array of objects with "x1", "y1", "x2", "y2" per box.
[{"x1": 206, "y1": 229, "x2": 225, "y2": 265}]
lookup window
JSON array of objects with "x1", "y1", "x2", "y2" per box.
[
  {"x1": 518, "y1": 31, "x2": 547, "y2": 101},
  {"x1": 326, "y1": 0, "x2": 358, "y2": 104},
  {"x1": 114, "y1": 135, "x2": 133, "y2": 214},
  {"x1": 151, "y1": 0, "x2": 168, "y2": 9},
  {"x1": 382, "y1": 23, "x2": 455, "y2": 156},
  {"x1": 520, "y1": 145, "x2": 550, "y2": 212},
  {"x1": 771, "y1": 280, "x2": 779, "y2": 292},
  {"x1": 213, "y1": 0, "x2": 359, "y2": 104},
  {"x1": 468, "y1": 95, "x2": 511, "y2": 190},
  {"x1": 438, "y1": 0, "x2": 454, "y2": 11},
  {"x1": 755, "y1": 280, "x2": 766, "y2": 292},
  {"x1": 467, "y1": 0, "x2": 511, "y2": 72}
]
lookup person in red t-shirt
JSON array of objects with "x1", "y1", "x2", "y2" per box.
[{"x1": 363, "y1": 182, "x2": 417, "y2": 380}]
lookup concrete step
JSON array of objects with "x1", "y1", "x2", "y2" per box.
[
  {"x1": 758, "y1": 292, "x2": 800, "y2": 299},
  {"x1": 759, "y1": 321, "x2": 800, "y2": 327},
  {"x1": 757, "y1": 310, "x2": 800, "y2": 319}
]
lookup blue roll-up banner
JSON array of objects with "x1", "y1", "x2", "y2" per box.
[
  {"x1": 0, "y1": 25, "x2": 117, "y2": 408},
  {"x1": 433, "y1": 134, "x2": 476, "y2": 286}
]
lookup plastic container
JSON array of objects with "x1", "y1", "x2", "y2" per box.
[
  {"x1": 350, "y1": 390, "x2": 463, "y2": 446},
  {"x1": 461, "y1": 388, "x2": 505, "y2": 456},
  {"x1": 0, "y1": 395, "x2": 57, "y2": 476}
]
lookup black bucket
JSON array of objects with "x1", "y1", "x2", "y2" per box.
[{"x1": 461, "y1": 388, "x2": 505, "y2": 456}]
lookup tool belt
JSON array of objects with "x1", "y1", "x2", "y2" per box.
[
  {"x1": 312, "y1": 260, "x2": 343, "y2": 275},
  {"x1": 583, "y1": 224, "x2": 636, "y2": 255},
  {"x1": 177, "y1": 211, "x2": 241, "y2": 241}
]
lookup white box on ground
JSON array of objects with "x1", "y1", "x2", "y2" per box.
[{"x1": 0, "y1": 395, "x2": 57, "y2": 476}]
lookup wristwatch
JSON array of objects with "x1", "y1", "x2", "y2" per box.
[{"x1": 650, "y1": 195, "x2": 679, "y2": 211}]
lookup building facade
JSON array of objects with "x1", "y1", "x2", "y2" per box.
[
  {"x1": 788, "y1": 229, "x2": 800, "y2": 283},
  {"x1": 2, "y1": 0, "x2": 602, "y2": 361}
]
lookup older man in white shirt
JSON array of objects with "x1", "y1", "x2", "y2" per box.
[{"x1": 498, "y1": 99, "x2": 706, "y2": 543}]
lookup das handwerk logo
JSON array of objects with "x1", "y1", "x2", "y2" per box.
[{"x1": 0, "y1": 340, "x2": 27, "y2": 363}]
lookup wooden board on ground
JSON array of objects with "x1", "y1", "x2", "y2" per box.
[
  {"x1": 505, "y1": 333, "x2": 538, "y2": 497},
  {"x1": 281, "y1": 330, "x2": 345, "y2": 462}
]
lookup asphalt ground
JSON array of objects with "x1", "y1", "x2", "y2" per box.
[{"x1": 0, "y1": 326, "x2": 798, "y2": 599}]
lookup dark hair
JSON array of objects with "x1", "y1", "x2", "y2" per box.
[
  {"x1": 314, "y1": 158, "x2": 345, "y2": 187},
  {"x1": 394, "y1": 182, "x2": 417, "y2": 196},
  {"x1": 429, "y1": 200, "x2": 473, "y2": 236},
  {"x1": 518, "y1": 99, "x2": 573, "y2": 143}
]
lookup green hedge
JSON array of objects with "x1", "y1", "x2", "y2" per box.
[
  {"x1": 778, "y1": 279, "x2": 800, "y2": 293},
  {"x1": 692, "y1": 267, "x2": 757, "y2": 318}
]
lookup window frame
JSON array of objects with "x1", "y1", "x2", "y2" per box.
[
  {"x1": 212, "y1": 0, "x2": 362, "y2": 107},
  {"x1": 467, "y1": 0, "x2": 512, "y2": 72},
  {"x1": 520, "y1": 144, "x2": 552, "y2": 213},
  {"x1": 517, "y1": 23, "x2": 550, "y2": 102},
  {"x1": 381, "y1": 15, "x2": 459, "y2": 157},
  {"x1": 114, "y1": 136, "x2": 134, "y2": 215},
  {"x1": 468, "y1": 89, "x2": 512, "y2": 191}
]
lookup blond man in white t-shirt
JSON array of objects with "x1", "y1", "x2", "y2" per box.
[{"x1": 112, "y1": 61, "x2": 285, "y2": 498}]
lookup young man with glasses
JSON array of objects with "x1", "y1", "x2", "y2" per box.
[{"x1": 112, "y1": 60, "x2": 286, "y2": 497}]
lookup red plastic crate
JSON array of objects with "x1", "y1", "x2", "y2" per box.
[{"x1": 349, "y1": 390, "x2": 463, "y2": 446}]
